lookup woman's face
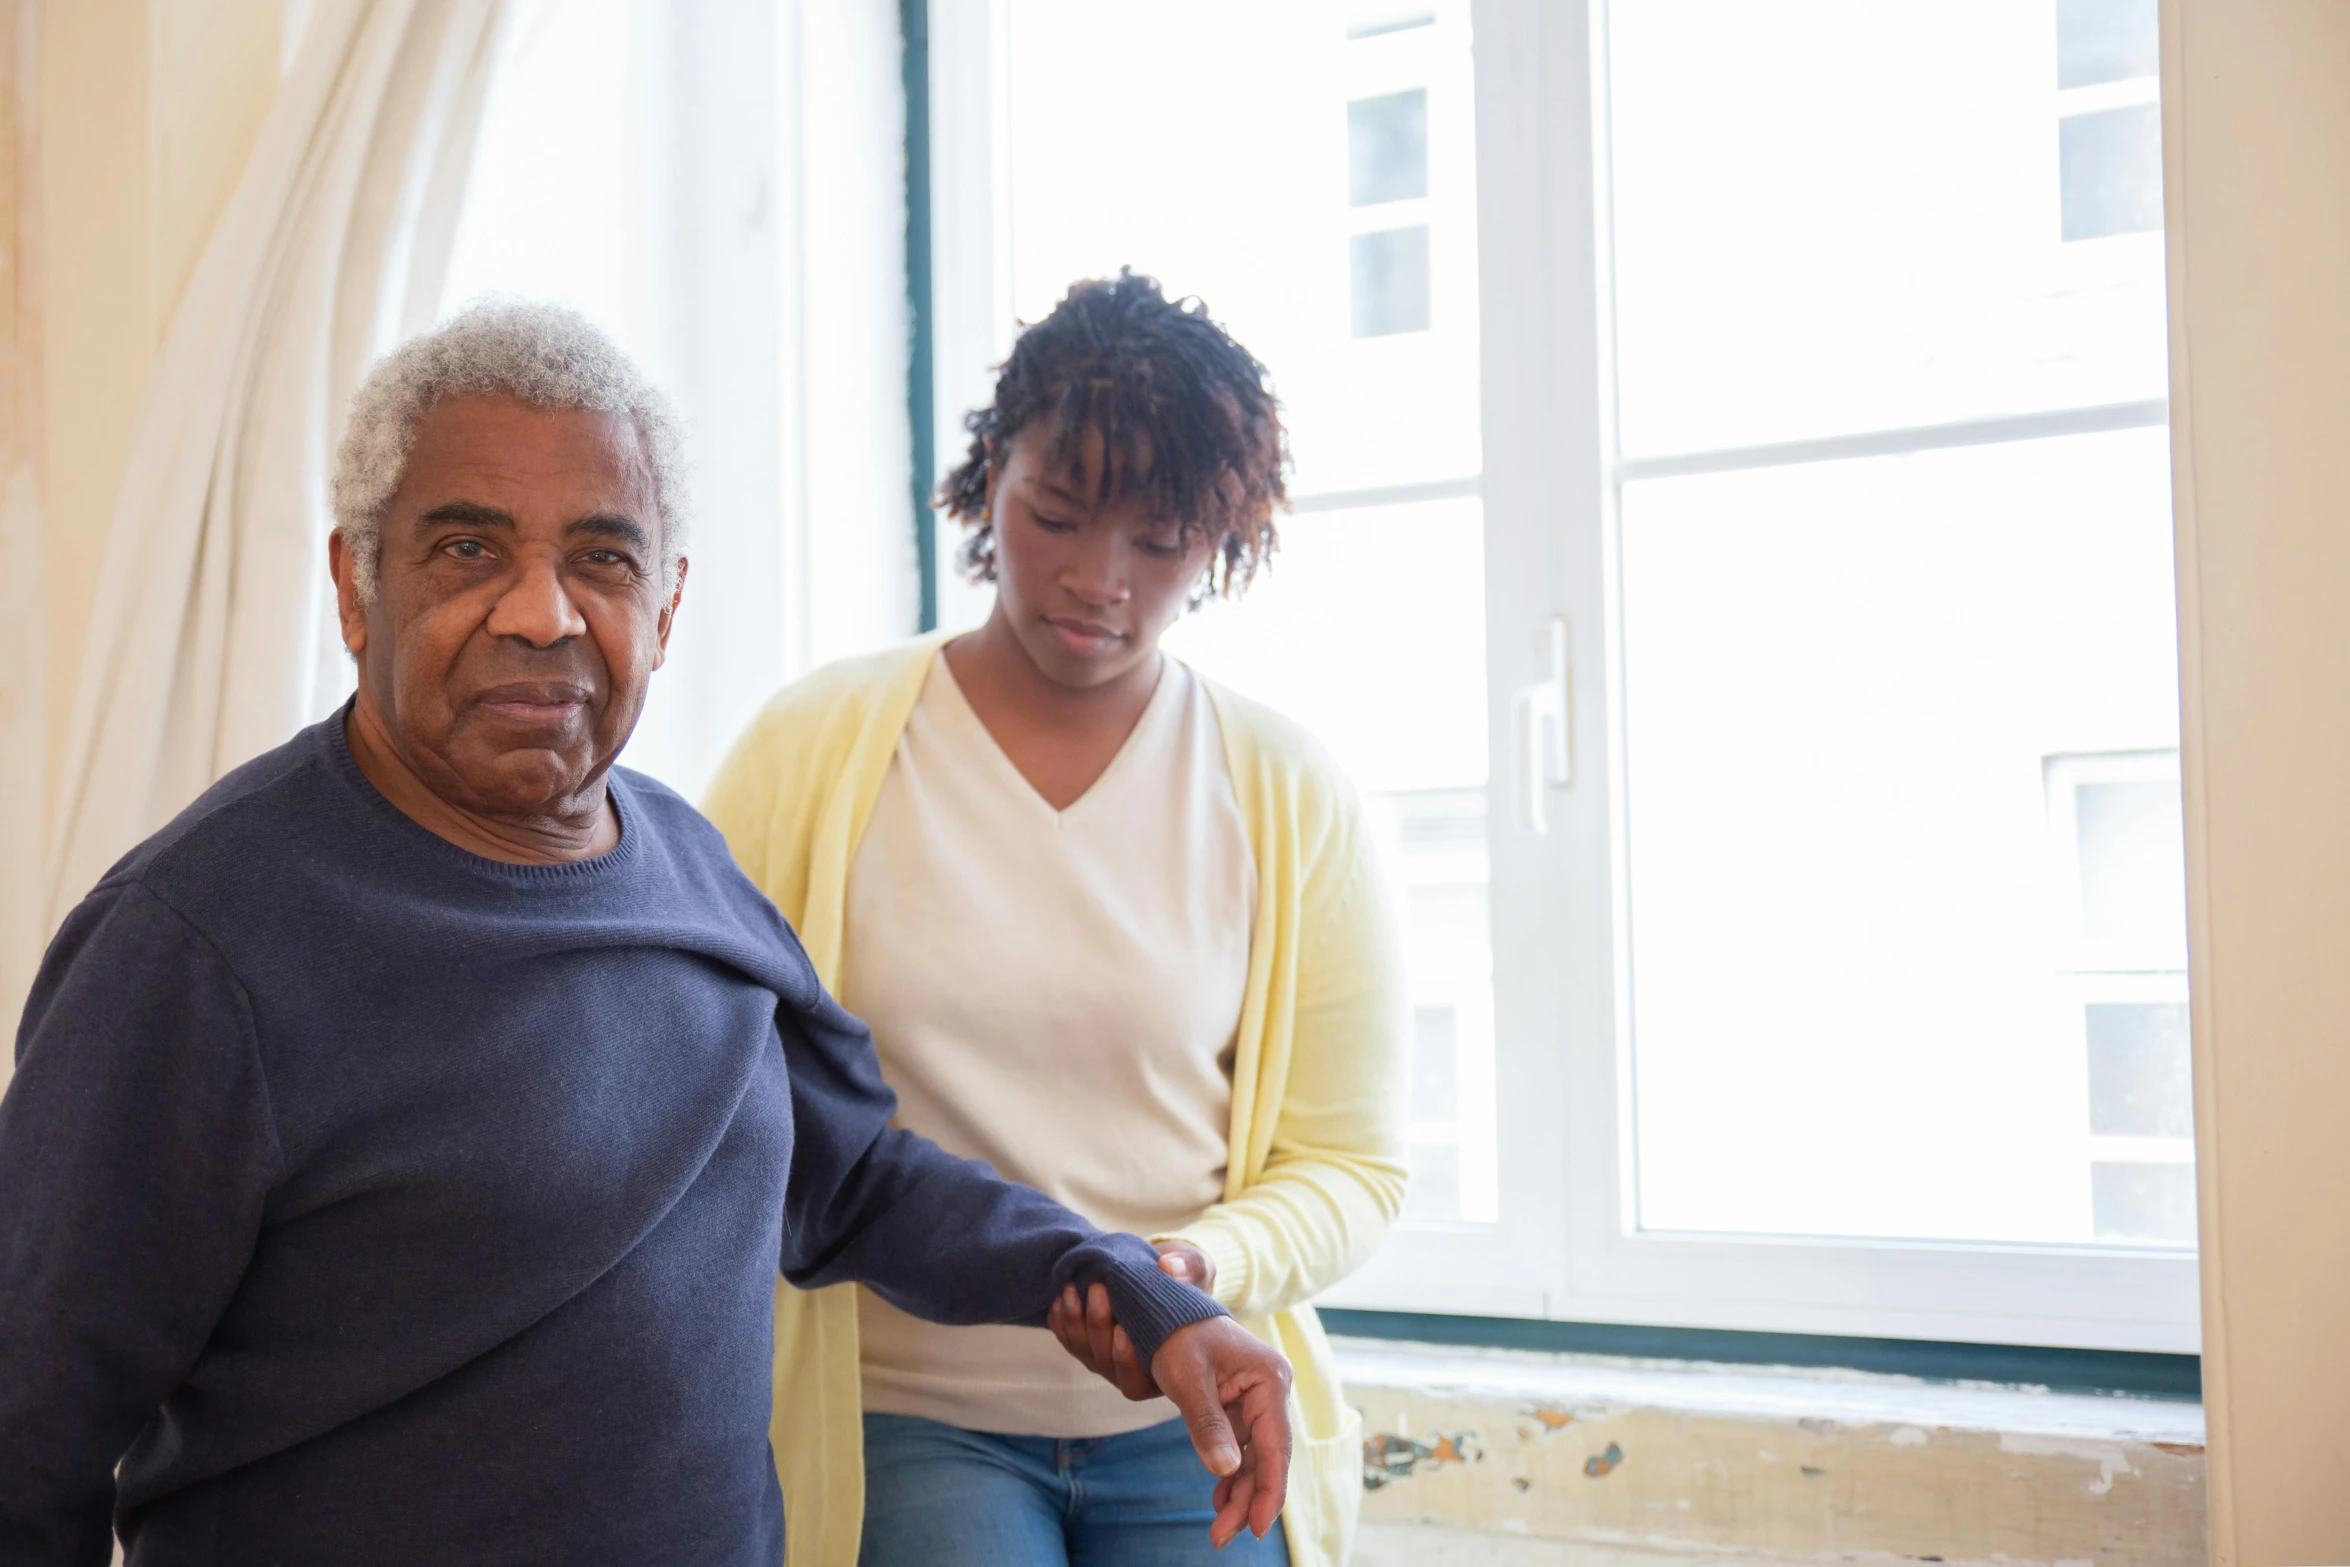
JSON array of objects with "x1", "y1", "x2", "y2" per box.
[{"x1": 983, "y1": 420, "x2": 1214, "y2": 691}]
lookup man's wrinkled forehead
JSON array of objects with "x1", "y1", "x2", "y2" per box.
[{"x1": 394, "y1": 398, "x2": 661, "y2": 525}]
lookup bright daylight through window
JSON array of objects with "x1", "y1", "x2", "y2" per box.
[
  {"x1": 934, "y1": 0, "x2": 2190, "y2": 1349},
  {"x1": 1610, "y1": 0, "x2": 2182, "y2": 1253}
]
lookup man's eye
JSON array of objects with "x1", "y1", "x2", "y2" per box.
[
  {"x1": 445, "y1": 539, "x2": 487, "y2": 560},
  {"x1": 583, "y1": 550, "x2": 623, "y2": 566}
]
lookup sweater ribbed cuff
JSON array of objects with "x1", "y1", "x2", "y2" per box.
[{"x1": 1073, "y1": 1238, "x2": 1228, "y2": 1368}]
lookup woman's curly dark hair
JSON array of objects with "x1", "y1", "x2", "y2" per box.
[{"x1": 938, "y1": 269, "x2": 1288, "y2": 599}]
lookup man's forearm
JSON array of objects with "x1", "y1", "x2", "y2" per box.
[
  {"x1": 777, "y1": 982, "x2": 1227, "y2": 1360},
  {"x1": 784, "y1": 1123, "x2": 1224, "y2": 1364}
]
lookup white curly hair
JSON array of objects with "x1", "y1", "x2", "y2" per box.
[{"x1": 331, "y1": 301, "x2": 690, "y2": 602}]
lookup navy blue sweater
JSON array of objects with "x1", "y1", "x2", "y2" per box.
[{"x1": 0, "y1": 713, "x2": 1222, "y2": 1566}]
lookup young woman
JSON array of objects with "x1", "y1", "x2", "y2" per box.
[{"x1": 704, "y1": 271, "x2": 1409, "y2": 1567}]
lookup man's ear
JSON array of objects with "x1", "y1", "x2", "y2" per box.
[
  {"x1": 651, "y1": 556, "x2": 688, "y2": 671},
  {"x1": 327, "y1": 529, "x2": 368, "y2": 658}
]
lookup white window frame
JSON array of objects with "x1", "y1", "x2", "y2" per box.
[{"x1": 922, "y1": 0, "x2": 2201, "y2": 1354}]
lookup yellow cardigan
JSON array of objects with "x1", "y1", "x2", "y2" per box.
[{"x1": 700, "y1": 631, "x2": 1410, "y2": 1567}]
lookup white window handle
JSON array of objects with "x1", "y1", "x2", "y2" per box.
[{"x1": 1511, "y1": 616, "x2": 1573, "y2": 834}]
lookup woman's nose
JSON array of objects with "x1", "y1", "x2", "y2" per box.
[{"x1": 1058, "y1": 534, "x2": 1128, "y2": 606}]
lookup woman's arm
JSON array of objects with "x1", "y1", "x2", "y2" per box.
[{"x1": 1163, "y1": 788, "x2": 1412, "y2": 1320}]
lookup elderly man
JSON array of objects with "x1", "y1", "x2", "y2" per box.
[{"x1": 0, "y1": 304, "x2": 1291, "y2": 1566}]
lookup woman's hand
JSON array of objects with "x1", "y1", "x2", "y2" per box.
[
  {"x1": 1154, "y1": 1239, "x2": 1215, "y2": 1295},
  {"x1": 1047, "y1": 1279, "x2": 1155, "y2": 1398},
  {"x1": 1047, "y1": 1242, "x2": 1217, "y2": 1399}
]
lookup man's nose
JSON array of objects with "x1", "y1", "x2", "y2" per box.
[{"x1": 484, "y1": 553, "x2": 588, "y2": 648}]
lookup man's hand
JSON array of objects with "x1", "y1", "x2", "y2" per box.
[
  {"x1": 1152, "y1": 1316, "x2": 1292, "y2": 1546},
  {"x1": 1047, "y1": 1241, "x2": 1216, "y2": 1396},
  {"x1": 1045, "y1": 1261, "x2": 1291, "y2": 1548}
]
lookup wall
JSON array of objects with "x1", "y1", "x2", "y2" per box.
[
  {"x1": 0, "y1": 0, "x2": 284, "y2": 1047},
  {"x1": 0, "y1": 0, "x2": 41, "y2": 1071},
  {"x1": 2165, "y1": 1, "x2": 2350, "y2": 1561}
]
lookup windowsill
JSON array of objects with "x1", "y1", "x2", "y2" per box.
[
  {"x1": 1336, "y1": 1335, "x2": 2206, "y2": 1565},
  {"x1": 1319, "y1": 1307, "x2": 2202, "y2": 1398}
]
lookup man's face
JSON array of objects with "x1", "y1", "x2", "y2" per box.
[
  {"x1": 330, "y1": 395, "x2": 684, "y2": 821},
  {"x1": 984, "y1": 421, "x2": 1213, "y2": 690}
]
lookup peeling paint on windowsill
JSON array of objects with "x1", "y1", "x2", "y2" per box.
[
  {"x1": 1336, "y1": 1337, "x2": 2205, "y2": 1567},
  {"x1": 1333, "y1": 1338, "x2": 2204, "y2": 1445}
]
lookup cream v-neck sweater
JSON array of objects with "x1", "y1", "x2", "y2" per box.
[
  {"x1": 702, "y1": 631, "x2": 1412, "y2": 1567},
  {"x1": 840, "y1": 655, "x2": 1255, "y2": 1436}
]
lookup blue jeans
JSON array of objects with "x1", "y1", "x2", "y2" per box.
[{"x1": 858, "y1": 1412, "x2": 1291, "y2": 1567}]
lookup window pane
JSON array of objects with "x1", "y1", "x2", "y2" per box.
[
  {"x1": 2091, "y1": 1161, "x2": 2196, "y2": 1244},
  {"x1": 1620, "y1": 428, "x2": 2185, "y2": 1246},
  {"x1": 1002, "y1": 0, "x2": 1480, "y2": 494},
  {"x1": 2074, "y1": 775, "x2": 2186, "y2": 957},
  {"x1": 1349, "y1": 90, "x2": 1429, "y2": 205},
  {"x1": 2060, "y1": 104, "x2": 2164, "y2": 241},
  {"x1": 2085, "y1": 1002, "x2": 2192, "y2": 1138},
  {"x1": 2057, "y1": 0, "x2": 2159, "y2": 89},
  {"x1": 1347, "y1": 3, "x2": 1434, "y2": 41},
  {"x1": 1607, "y1": 1, "x2": 2168, "y2": 455},
  {"x1": 1412, "y1": 1003, "x2": 1462, "y2": 1119},
  {"x1": 1351, "y1": 226, "x2": 1432, "y2": 336}
]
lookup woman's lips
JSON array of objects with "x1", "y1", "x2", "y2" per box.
[{"x1": 1044, "y1": 617, "x2": 1122, "y2": 657}]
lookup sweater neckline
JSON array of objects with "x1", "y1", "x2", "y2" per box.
[
  {"x1": 925, "y1": 649, "x2": 1183, "y2": 826},
  {"x1": 319, "y1": 701, "x2": 646, "y2": 884}
]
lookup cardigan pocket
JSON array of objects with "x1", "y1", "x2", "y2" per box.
[{"x1": 1295, "y1": 1401, "x2": 1365, "y2": 1567}]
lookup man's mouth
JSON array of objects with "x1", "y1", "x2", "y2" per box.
[
  {"x1": 1042, "y1": 616, "x2": 1124, "y2": 657},
  {"x1": 473, "y1": 682, "x2": 592, "y2": 727}
]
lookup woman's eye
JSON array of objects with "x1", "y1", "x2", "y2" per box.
[
  {"x1": 1033, "y1": 513, "x2": 1076, "y2": 533},
  {"x1": 1138, "y1": 537, "x2": 1184, "y2": 559}
]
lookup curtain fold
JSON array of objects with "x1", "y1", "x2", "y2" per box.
[{"x1": 43, "y1": 0, "x2": 507, "y2": 925}]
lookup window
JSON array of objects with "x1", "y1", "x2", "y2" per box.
[
  {"x1": 1347, "y1": 87, "x2": 1434, "y2": 336},
  {"x1": 2056, "y1": 0, "x2": 2163, "y2": 241},
  {"x1": 2050, "y1": 749, "x2": 2194, "y2": 1246},
  {"x1": 1351, "y1": 226, "x2": 1431, "y2": 337},
  {"x1": 925, "y1": 0, "x2": 2194, "y2": 1351},
  {"x1": 1349, "y1": 91, "x2": 1429, "y2": 206}
]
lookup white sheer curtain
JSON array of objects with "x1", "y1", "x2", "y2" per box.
[
  {"x1": 438, "y1": 0, "x2": 917, "y2": 801},
  {"x1": 42, "y1": 0, "x2": 508, "y2": 926},
  {"x1": 42, "y1": 0, "x2": 919, "y2": 931}
]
